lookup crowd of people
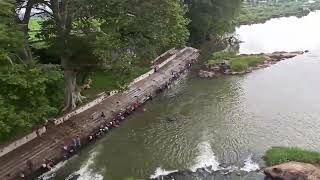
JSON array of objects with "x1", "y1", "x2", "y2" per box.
[
  {"x1": 85, "y1": 60, "x2": 194, "y2": 145},
  {"x1": 16, "y1": 59, "x2": 195, "y2": 180}
]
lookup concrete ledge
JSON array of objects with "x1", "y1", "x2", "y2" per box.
[{"x1": 0, "y1": 126, "x2": 46, "y2": 158}]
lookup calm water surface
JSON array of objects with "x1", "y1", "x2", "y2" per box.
[{"x1": 52, "y1": 11, "x2": 320, "y2": 180}]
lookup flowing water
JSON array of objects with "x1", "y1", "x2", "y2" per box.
[{"x1": 50, "y1": 11, "x2": 320, "y2": 180}]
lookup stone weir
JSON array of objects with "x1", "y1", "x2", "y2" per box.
[{"x1": 0, "y1": 47, "x2": 200, "y2": 180}]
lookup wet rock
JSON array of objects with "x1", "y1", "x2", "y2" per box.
[
  {"x1": 264, "y1": 162, "x2": 320, "y2": 180},
  {"x1": 211, "y1": 66, "x2": 221, "y2": 71},
  {"x1": 281, "y1": 53, "x2": 298, "y2": 59},
  {"x1": 265, "y1": 51, "x2": 304, "y2": 61},
  {"x1": 167, "y1": 117, "x2": 177, "y2": 122},
  {"x1": 198, "y1": 70, "x2": 216, "y2": 78}
]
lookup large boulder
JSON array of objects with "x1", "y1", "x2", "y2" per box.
[
  {"x1": 198, "y1": 70, "x2": 216, "y2": 78},
  {"x1": 264, "y1": 162, "x2": 320, "y2": 180}
]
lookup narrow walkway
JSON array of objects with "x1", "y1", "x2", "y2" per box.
[{"x1": 0, "y1": 47, "x2": 199, "y2": 180}]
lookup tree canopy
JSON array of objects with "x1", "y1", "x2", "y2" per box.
[
  {"x1": 0, "y1": 0, "x2": 240, "y2": 142},
  {"x1": 185, "y1": 0, "x2": 240, "y2": 45}
]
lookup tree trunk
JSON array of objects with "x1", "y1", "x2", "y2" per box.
[
  {"x1": 20, "y1": 0, "x2": 34, "y2": 65},
  {"x1": 22, "y1": 28, "x2": 33, "y2": 65},
  {"x1": 62, "y1": 68, "x2": 78, "y2": 112}
]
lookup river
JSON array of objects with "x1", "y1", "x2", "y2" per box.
[{"x1": 49, "y1": 11, "x2": 320, "y2": 180}]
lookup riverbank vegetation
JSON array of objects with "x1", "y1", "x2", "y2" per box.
[
  {"x1": 207, "y1": 51, "x2": 265, "y2": 72},
  {"x1": 237, "y1": 0, "x2": 320, "y2": 25},
  {"x1": 265, "y1": 147, "x2": 320, "y2": 166},
  {"x1": 0, "y1": 0, "x2": 241, "y2": 142}
]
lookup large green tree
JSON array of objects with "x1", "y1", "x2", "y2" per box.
[
  {"x1": 0, "y1": 0, "x2": 64, "y2": 141},
  {"x1": 36, "y1": 0, "x2": 189, "y2": 111},
  {"x1": 0, "y1": 0, "x2": 23, "y2": 65},
  {"x1": 185, "y1": 0, "x2": 241, "y2": 45}
]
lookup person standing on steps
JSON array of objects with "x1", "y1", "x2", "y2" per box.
[
  {"x1": 76, "y1": 135, "x2": 81, "y2": 149},
  {"x1": 154, "y1": 64, "x2": 159, "y2": 73},
  {"x1": 26, "y1": 159, "x2": 34, "y2": 173}
]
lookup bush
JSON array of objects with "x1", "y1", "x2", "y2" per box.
[
  {"x1": 265, "y1": 147, "x2": 320, "y2": 166},
  {"x1": 0, "y1": 65, "x2": 64, "y2": 142}
]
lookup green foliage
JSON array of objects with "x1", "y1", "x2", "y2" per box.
[
  {"x1": 211, "y1": 51, "x2": 236, "y2": 61},
  {"x1": 207, "y1": 51, "x2": 235, "y2": 65},
  {"x1": 28, "y1": 19, "x2": 41, "y2": 41},
  {"x1": 0, "y1": 65, "x2": 64, "y2": 141},
  {"x1": 230, "y1": 55, "x2": 265, "y2": 71},
  {"x1": 84, "y1": 66, "x2": 149, "y2": 99},
  {"x1": 237, "y1": 0, "x2": 320, "y2": 25},
  {"x1": 230, "y1": 61, "x2": 249, "y2": 72},
  {"x1": 185, "y1": 0, "x2": 241, "y2": 45},
  {"x1": 207, "y1": 51, "x2": 265, "y2": 72},
  {"x1": 0, "y1": 0, "x2": 23, "y2": 65},
  {"x1": 86, "y1": 0, "x2": 189, "y2": 64},
  {"x1": 265, "y1": 147, "x2": 320, "y2": 166}
]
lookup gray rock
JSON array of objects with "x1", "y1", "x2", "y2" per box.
[
  {"x1": 264, "y1": 162, "x2": 320, "y2": 180},
  {"x1": 198, "y1": 70, "x2": 216, "y2": 78}
]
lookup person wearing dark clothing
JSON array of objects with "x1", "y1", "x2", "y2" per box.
[
  {"x1": 76, "y1": 136, "x2": 81, "y2": 148},
  {"x1": 101, "y1": 112, "x2": 105, "y2": 118}
]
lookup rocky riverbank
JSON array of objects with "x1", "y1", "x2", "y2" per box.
[
  {"x1": 149, "y1": 161, "x2": 320, "y2": 180},
  {"x1": 199, "y1": 51, "x2": 306, "y2": 79},
  {"x1": 150, "y1": 167, "x2": 264, "y2": 180},
  {"x1": 264, "y1": 162, "x2": 320, "y2": 180}
]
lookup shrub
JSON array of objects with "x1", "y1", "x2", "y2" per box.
[{"x1": 0, "y1": 65, "x2": 64, "y2": 142}]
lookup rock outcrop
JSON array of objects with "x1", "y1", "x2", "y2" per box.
[
  {"x1": 264, "y1": 162, "x2": 320, "y2": 180},
  {"x1": 199, "y1": 51, "x2": 306, "y2": 79},
  {"x1": 265, "y1": 51, "x2": 304, "y2": 61},
  {"x1": 198, "y1": 70, "x2": 216, "y2": 78}
]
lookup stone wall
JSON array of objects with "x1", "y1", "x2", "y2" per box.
[{"x1": 0, "y1": 126, "x2": 46, "y2": 158}]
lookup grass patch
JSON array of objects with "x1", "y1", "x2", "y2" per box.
[
  {"x1": 265, "y1": 147, "x2": 320, "y2": 166},
  {"x1": 28, "y1": 19, "x2": 41, "y2": 41},
  {"x1": 237, "y1": 0, "x2": 320, "y2": 25},
  {"x1": 206, "y1": 51, "x2": 265, "y2": 72},
  {"x1": 206, "y1": 51, "x2": 235, "y2": 66},
  {"x1": 230, "y1": 55, "x2": 265, "y2": 72},
  {"x1": 83, "y1": 66, "x2": 149, "y2": 100}
]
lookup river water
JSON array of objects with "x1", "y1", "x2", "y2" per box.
[{"x1": 51, "y1": 11, "x2": 320, "y2": 180}]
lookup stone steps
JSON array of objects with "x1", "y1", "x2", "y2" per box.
[
  {"x1": 0, "y1": 140, "x2": 58, "y2": 177},
  {"x1": 0, "y1": 47, "x2": 200, "y2": 180},
  {"x1": 0, "y1": 127, "x2": 80, "y2": 179}
]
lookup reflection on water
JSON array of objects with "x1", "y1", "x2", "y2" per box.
[
  {"x1": 53, "y1": 11, "x2": 320, "y2": 180},
  {"x1": 237, "y1": 11, "x2": 320, "y2": 54}
]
